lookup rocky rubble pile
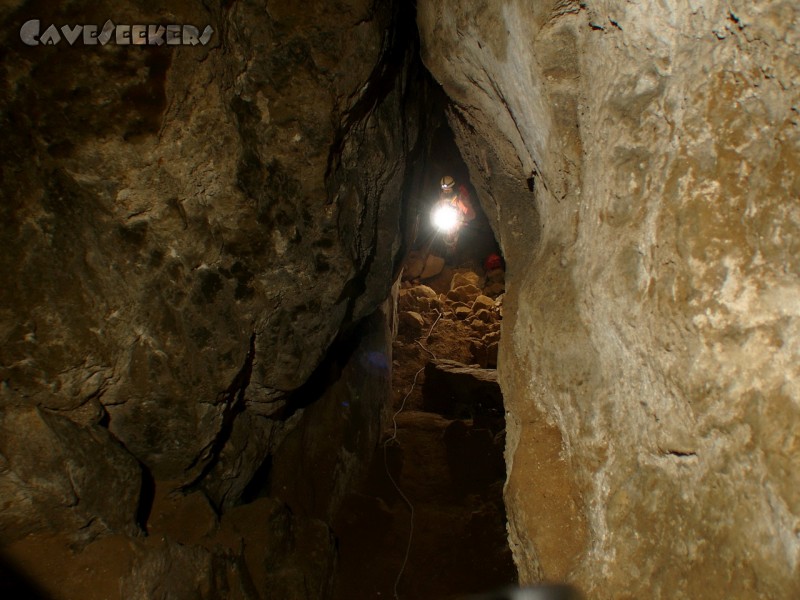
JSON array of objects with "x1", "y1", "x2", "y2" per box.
[
  {"x1": 398, "y1": 268, "x2": 504, "y2": 369},
  {"x1": 332, "y1": 264, "x2": 515, "y2": 598}
]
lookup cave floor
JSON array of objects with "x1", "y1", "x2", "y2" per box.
[{"x1": 332, "y1": 265, "x2": 516, "y2": 600}]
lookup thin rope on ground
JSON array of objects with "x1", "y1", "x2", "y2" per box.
[
  {"x1": 383, "y1": 309, "x2": 441, "y2": 599},
  {"x1": 423, "y1": 309, "x2": 443, "y2": 341},
  {"x1": 415, "y1": 340, "x2": 436, "y2": 361},
  {"x1": 415, "y1": 310, "x2": 442, "y2": 361},
  {"x1": 383, "y1": 366, "x2": 421, "y2": 600}
]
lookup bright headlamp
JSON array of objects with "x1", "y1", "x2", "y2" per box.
[{"x1": 431, "y1": 203, "x2": 460, "y2": 233}]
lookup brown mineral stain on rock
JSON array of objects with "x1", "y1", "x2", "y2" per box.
[{"x1": 506, "y1": 409, "x2": 587, "y2": 583}]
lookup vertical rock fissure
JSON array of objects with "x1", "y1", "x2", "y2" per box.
[
  {"x1": 332, "y1": 82, "x2": 517, "y2": 595},
  {"x1": 181, "y1": 332, "x2": 256, "y2": 496},
  {"x1": 324, "y1": 0, "x2": 414, "y2": 186}
]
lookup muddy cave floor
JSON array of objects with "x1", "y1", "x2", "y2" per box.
[
  {"x1": 333, "y1": 261, "x2": 515, "y2": 599},
  {"x1": 0, "y1": 261, "x2": 514, "y2": 600}
]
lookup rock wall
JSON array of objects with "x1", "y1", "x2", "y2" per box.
[
  {"x1": 418, "y1": 0, "x2": 800, "y2": 597},
  {"x1": 1, "y1": 0, "x2": 420, "y2": 558}
]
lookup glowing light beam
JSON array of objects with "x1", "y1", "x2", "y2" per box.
[{"x1": 431, "y1": 203, "x2": 459, "y2": 233}]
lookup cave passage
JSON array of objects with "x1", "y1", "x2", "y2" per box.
[
  {"x1": 331, "y1": 106, "x2": 515, "y2": 599},
  {"x1": 0, "y1": 2, "x2": 517, "y2": 599}
]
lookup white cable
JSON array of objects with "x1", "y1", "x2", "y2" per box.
[
  {"x1": 422, "y1": 309, "x2": 443, "y2": 342},
  {"x1": 383, "y1": 310, "x2": 442, "y2": 599},
  {"x1": 383, "y1": 366, "x2": 421, "y2": 600}
]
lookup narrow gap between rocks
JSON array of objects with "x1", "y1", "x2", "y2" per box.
[
  {"x1": 331, "y1": 97, "x2": 516, "y2": 599},
  {"x1": 0, "y1": 4, "x2": 522, "y2": 600}
]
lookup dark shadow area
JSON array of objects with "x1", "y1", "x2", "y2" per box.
[
  {"x1": 239, "y1": 455, "x2": 273, "y2": 504},
  {"x1": 135, "y1": 462, "x2": 157, "y2": 532},
  {"x1": 0, "y1": 556, "x2": 50, "y2": 600}
]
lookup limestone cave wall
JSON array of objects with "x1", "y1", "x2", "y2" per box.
[
  {"x1": 3, "y1": 0, "x2": 800, "y2": 598},
  {"x1": 0, "y1": 1, "x2": 423, "y2": 591},
  {"x1": 418, "y1": 0, "x2": 799, "y2": 597}
]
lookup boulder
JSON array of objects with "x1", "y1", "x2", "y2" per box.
[
  {"x1": 0, "y1": 406, "x2": 141, "y2": 544},
  {"x1": 483, "y1": 269, "x2": 506, "y2": 297},
  {"x1": 411, "y1": 285, "x2": 439, "y2": 299},
  {"x1": 399, "y1": 311, "x2": 426, "y2": 337},
  {"x1": 472, "y1": 309, "x2": 495, "y2": 324},
  {"x1": 402, "y1": 251, "x2": 426, "y2": 280},
  {"x1": 455, "y1": 306, "x2": 472, "y2": 320},
  {"x1": 450, "y1": 271, "x2": 482, "y2": 290},
  {"x1": 472, "y1": 294, "x2": 495, "y2": 312},
  {"x1": 416, "y1": 296, "x2": 442, "y2": 313},
  {"x1": 422, "y1": 359, "x2": 504, "y2": 419},
  {"x1": 399, "y1": 285, "x2": 437, "y2": 312},
  {"x1": 446, "y1": 284, "x2": 483, "y2": 305},
  {"x1": 469, "y1": 320, "x2": 491, "y2": 335},
  {"x1": 420, "y1": 254, "x2": 446, "y2": 280},
  {"x1": 483, "y1": 331, "x2": 502, "y2": 346}
]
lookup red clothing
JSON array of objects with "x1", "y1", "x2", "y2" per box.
[
  {"x1": 455, "y1": 185, "x2": 475, "y2": 221},
  {"x1": 484, "y1": 253, "x2": 504, "y2": 272},
  {"x1": 439, "y1": 183, "x2": 475, "y2": 223}
]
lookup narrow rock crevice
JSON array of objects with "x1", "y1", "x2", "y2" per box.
[
  {"x1": 182, "y1": 332, "x2": 256, "y2": 494},
  {"x1": 1, "y1": 1, "x2": 798, "y2": 599}
]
